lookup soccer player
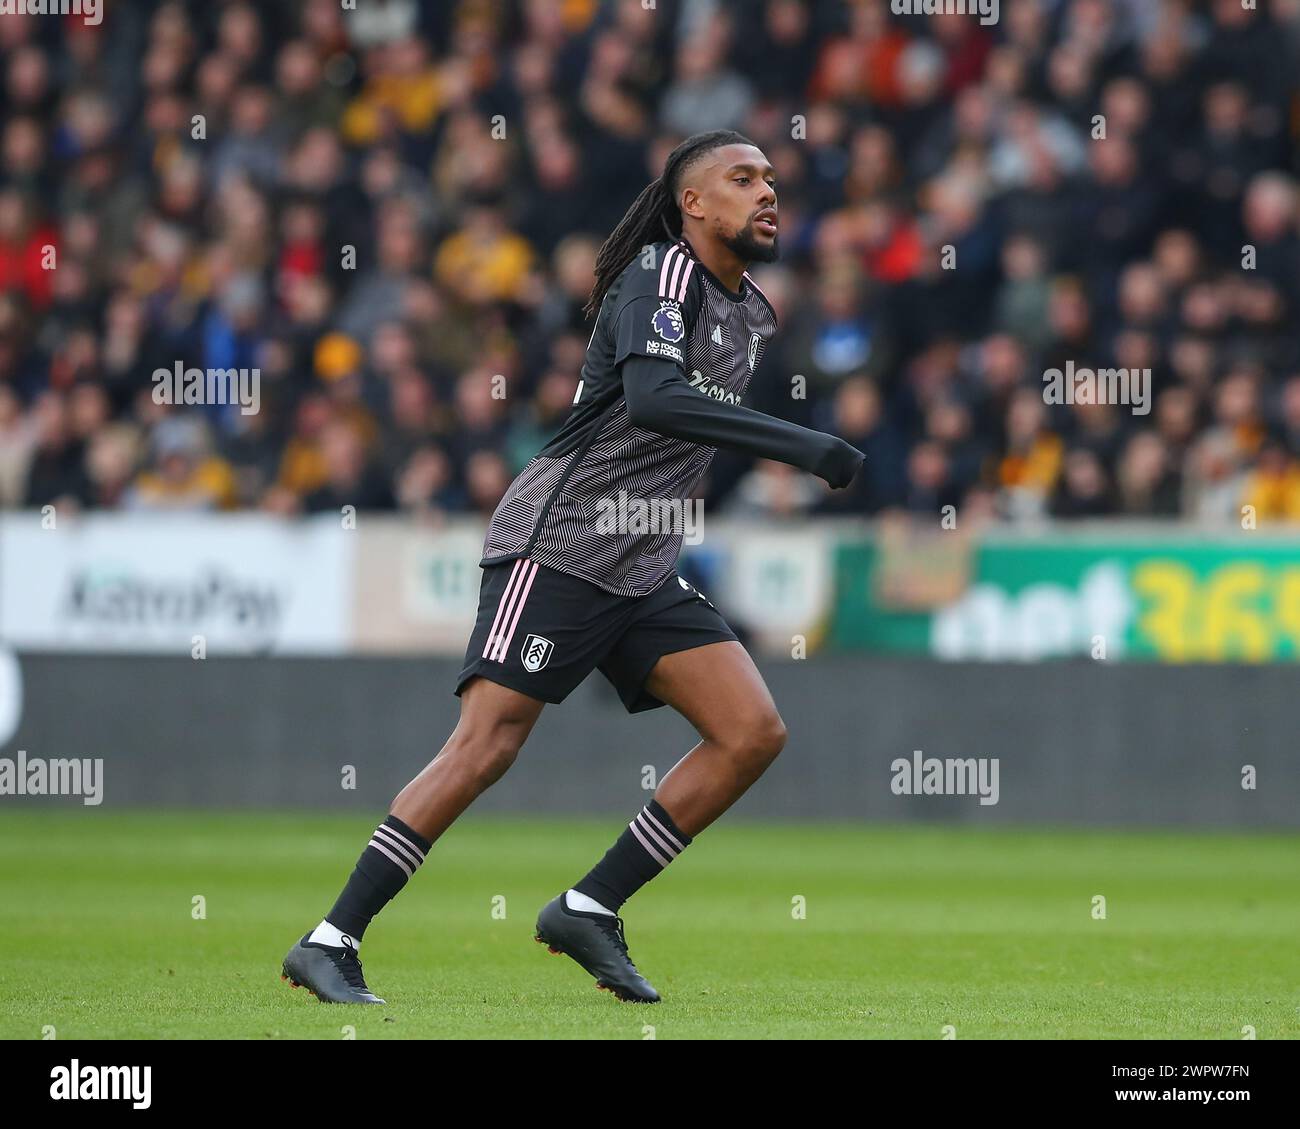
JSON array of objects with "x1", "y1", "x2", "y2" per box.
[{"x1": 281, "y1": 130, "x2": 865, "y2": 1004}]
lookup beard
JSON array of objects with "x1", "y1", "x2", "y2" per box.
[{"x1": 721, "y1": 219, "x2": 780, "y2": 264}]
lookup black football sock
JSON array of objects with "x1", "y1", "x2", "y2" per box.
[
  {"x1": 573, "y1": 798, "x2": 693, "y2": 914},
  {"x1": 323, "y1": 814, "x2": 432, "y2": 940}
]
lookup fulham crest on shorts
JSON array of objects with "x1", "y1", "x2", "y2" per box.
[{"x1": 521, "y1": 634, "x2": 555, "y2": 672}]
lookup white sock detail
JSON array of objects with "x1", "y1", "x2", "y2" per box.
[
  {"x1": 308, "y1": 919, "x2": 358, "y2": 950},
  {"x1": 566, "y1": 889, "x2": 615, "y2": 916}
]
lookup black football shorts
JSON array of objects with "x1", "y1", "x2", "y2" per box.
[{"x1": 454, "y1": 556, "x2": 739, "y2": 713}]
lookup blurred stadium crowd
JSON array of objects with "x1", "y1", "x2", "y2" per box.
[{"x1": 1, "y1": 0, "x2": 1299, "y2": 524}]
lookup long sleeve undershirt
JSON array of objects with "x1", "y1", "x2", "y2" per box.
[{"x1": 620, "y1": 355, "x2": 865, "y2": 488}]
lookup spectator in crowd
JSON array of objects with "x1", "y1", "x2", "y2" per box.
[{"x1": 124, "y1": 415, "x2": 236, "y2": 511}]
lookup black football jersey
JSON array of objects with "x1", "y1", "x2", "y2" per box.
[{"x1": 480, "y1": 238, "x2": 782, "y2": 596}]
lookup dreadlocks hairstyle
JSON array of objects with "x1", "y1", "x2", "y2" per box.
[{"x1": 584, "y1": 129, "x2": 755, "y2": 319}]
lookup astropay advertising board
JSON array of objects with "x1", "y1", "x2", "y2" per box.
[{"x1": 0, "y1": 513, "x2": 352, "y2": 654}]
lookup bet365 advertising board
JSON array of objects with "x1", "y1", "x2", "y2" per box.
[{"x1": 831, "y1": 526, "x2": 1300, "y2": 662}]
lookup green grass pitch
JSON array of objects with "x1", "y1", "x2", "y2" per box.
[{"x1": 2, "y1": 811, "x2": 1295, "y2": 1039}]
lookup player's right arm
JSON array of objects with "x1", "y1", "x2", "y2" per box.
[
  {"x1": 620, "y1": 355, "x2": 864, "y2": 488},
  {"x1": 605, "y1": 248, "x2": 864, "y2": 489}
]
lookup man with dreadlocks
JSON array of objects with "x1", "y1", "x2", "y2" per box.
[{"x1": 281, "y1": 131, "x2": 865, "y2": 1005}]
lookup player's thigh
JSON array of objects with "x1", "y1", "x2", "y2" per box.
[
  {"x1": 453, "y1": 674, "x2": 547, "y2": 754},
  {"x1": 643, "y1": 640, "x2": 786, "y2": 749}
]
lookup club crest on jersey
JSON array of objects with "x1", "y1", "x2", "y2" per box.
[
  {"x1": 521, "y1": 634, "x2": 554, "y2": 672},
  {"x1": 652, "y1": 302, "x2": 685, "y2": 344},
  {"x1": 748, "y1": 332, "x2": 763, "y2": 372}
]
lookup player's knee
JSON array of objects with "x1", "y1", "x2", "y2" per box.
[
  {"x1": 450, "y1": 729, "x2": 522, "y2": 790},
  {"x1": 724, "y1": 710, "x2": 786, "y2": 770},
  {"x1": 471, "y1": 741, "x2": 520, "y2": 790},
  {"x1": 754, "y1": 712, "x2": 788, "y2": 764}
]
